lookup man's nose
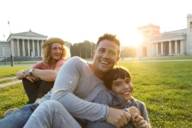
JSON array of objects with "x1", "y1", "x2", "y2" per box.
[{"x1": 103, "y1": 51, "x2": 111, "y2": 58}]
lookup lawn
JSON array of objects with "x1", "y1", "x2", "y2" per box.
[
  {"x1": 120, "y1": 60, "x2": 192, "y2": 128},
  {"x1": 0, "y1": 60, "x2": 192, "y2": 127},
  {"x1": 0, "y1": 65, "x2": 31, "y2": 78}
]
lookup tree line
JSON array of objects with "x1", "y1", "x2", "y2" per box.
[{"x1": 67, "y1": 41, "x2": 136, "y2": 59}]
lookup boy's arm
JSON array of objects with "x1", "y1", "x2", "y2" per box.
[{"x1": 132, "y1": 102, "x2": 151, "y2": 128}]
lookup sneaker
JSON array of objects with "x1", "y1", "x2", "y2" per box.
[{"x1": 4, "y1": 107, "x2": 19, "y2": 117}]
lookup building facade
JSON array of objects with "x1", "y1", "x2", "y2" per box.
[
  {"x1": 0, "y1": 41, "x2": 10, "y2": 61},
  {"x1": 0, "y1": 30, "x2": 47, "y2": 60},
  {"x1": 137, "y1": 14, "x2": 192, "y2": 57}
]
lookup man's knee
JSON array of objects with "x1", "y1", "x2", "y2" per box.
[{"x1": 42, "y1": 100, "x2": 66, "y2": 113}]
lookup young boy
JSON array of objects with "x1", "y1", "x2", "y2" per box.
[{"x1": 86, "y1": 67, "x2": 151, "y2": 128}]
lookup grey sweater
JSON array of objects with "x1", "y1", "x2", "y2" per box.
[{"x1": 44, "y1": 56, "x2": 109, "y2": 121}]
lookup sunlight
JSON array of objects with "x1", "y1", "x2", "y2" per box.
[{"x1": 120, "y1": 30, "x2": 144, "y2": 48}]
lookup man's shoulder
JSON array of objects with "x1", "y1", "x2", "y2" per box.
[
  {"x1": 68, "y1": 56, "x2": 87, "y2": 64},
  {"x1": 93, "y1": 88, "x2": 113, "y2": 105}
]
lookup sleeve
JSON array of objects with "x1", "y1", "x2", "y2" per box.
[
  {"x1": 54, "y1": 59, "x2": 65, "y2": 71},
  {"x1": 32, "y1": 61, "x2": 44, "y2": 69},
  {"x1": 92, "y1": 90, "x2": 113, "y2": 106},
  {"x1": 51, "y1": 57, "x2": 81, "y2": 92},
  {"x1": 139, "y1": 102, "x2": 150, "y2": 122},
  {"x1": 51, "y1": 57, "x2": 108, "y2": 121}
]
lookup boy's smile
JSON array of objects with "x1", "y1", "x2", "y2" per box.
[{"x1": 112, "y1": 78, "x2": 133, "y2": 101}]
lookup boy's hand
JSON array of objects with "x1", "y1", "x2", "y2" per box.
[
  {"x1": 132, "y1": 114, "x2": 149, "y2": 128},
  {"x1": 127, "y1": 106, "x2": 140, "y2": 115},
  {"x1": 107, "y1": 107, "x2": 131, "y2": 128},
  {"x1": 127, "y1": 106, "x2": 149, "y2": 128}
]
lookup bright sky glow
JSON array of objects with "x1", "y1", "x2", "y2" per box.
[{"x1": 0, "y1": 0, "x2": 192, "y2": 47}]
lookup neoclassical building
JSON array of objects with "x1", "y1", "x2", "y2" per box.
[
  {"x1": 0, "y1": 30, "x2": 47, "y2": 60},
  {"x1": 0, "y1": 41, "x2": 10, "y2": 59},
  {"x1": 137, "y1": 14, "x2": 192, "y2": 57}
]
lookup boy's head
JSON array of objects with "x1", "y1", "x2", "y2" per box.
[{"x1": 104, "y1": 67, "x2": 133, "y2": 101}]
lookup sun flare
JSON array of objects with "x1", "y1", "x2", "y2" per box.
[{"x1": 120, "y1": 31, "x2": 144, "y2": 48}]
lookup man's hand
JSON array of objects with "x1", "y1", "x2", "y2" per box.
[{"x1": 106, "y1": 107, "x2": 131, "y2": 128}]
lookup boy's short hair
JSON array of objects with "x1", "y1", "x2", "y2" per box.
[{"x1": 103, "y1": 67, "x2": 131, "y2": 89}]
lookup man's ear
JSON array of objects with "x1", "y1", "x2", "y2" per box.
[{"x1": 114, "y1": 56, "x2": 120, "y2": 65}]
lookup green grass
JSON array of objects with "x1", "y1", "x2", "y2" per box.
[
  {"x1": 0, "y1": 61, "x2": 192, "y2": 127},
  {"x1": 120, "y1": 60, "x2": 192, "y2": 128},
  {"x1": 0, "y1": 65, "x2": 30, "y2": 78},
  {"x1": 0, "y1": 84, "x2": 28, "y2": 117}
]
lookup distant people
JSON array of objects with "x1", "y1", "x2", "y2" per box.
[
  {"x1": 86, "y1": 67, "x2": 151, "y2": 128},
  {"x1": 16, "y1": 37, "x2": 69, "y2": 103}
]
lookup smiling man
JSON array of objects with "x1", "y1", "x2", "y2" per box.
[{"x1": 23, "y1": 33, "x2": 131, "y2": 128}]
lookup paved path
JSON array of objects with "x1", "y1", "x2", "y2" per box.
[
  {"x1": 0, "y1": 76, "x2": 17, "y2": 82},
  {"x1": 0, "y1": 76, "x2": 22, "y2": 89}
]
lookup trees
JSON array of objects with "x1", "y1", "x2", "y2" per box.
[{"x1": 70, "y1": 40, "x2": 96, "y2": 59}]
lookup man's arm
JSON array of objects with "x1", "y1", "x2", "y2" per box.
[
  {"x1": 51, "y1": 57, "x2": 107, "y2": 121},
  {"x1": 50, "y1": 57, "x2": 130, "y2": 127}
]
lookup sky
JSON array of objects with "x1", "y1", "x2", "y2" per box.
[{"x1": 0, "y1": 0, "x2": 192, "y2": 47}]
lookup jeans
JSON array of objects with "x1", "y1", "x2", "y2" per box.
[
  {"x1": 22, "y1": 78, "x2": 54, "y2": 103},
  {"x1": 24, "y1": 100, "x2": 81, "y2": 128},
  {"x1": 0, "y1": 103, "x2": 38, "y2": 128}
]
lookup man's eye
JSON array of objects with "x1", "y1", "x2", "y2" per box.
[
  {"x1": 109, "y1": 50, "x2": 116, "y2": 56},
  {"x1": 98, "y1": 48, "x2": 105, "y2": 53}
]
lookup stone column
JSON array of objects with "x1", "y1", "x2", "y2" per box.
[
  {"x1": 32, "y1": 40, "x2": 35, "y2": 57},
  {"x1": 161, "y1": 42, "x2": 163, "y2": 56},
  {"x1": 175, "y1": 41, "x2": 178, "y2": 55},
  {"x1": 180, "y1": 40, "x2": 184, "y2": 55},
  {"x1": 155, "y1": 43, "x2": 158, "y2": 56},
  {"x1": 22, "y1": 39, "x2": 26, "y2": 56},
  {"x1": 40, "y1": 40, "x2": 43, "y2": 56},
  {"x1": 10, "y1": 39, "x2": 15, "y2": 56},
  {"x1": 37, "y1": 40, "x2": 40, "y2": 56},
  {"x1": 28, "y1": 39, "x2": 30, "y2": 56},
  {"x1": 169, "y1": 41, "x2": 172, "y2": 55},
  {"x1": 17, "y1": 39, "x2": 20, "y2": 56}
]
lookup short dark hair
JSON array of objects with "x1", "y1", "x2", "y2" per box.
[
  {"x1": 103, "y1": 67, "x2": 131, "y2": 89},
  {"x1": 96, "y1": 33, "x2": 120, "y2": 47}
]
